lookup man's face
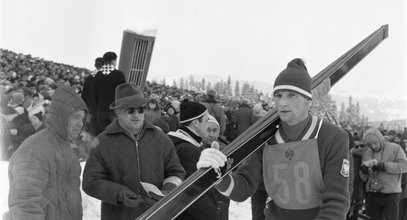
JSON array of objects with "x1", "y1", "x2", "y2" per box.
[
  {"x1": 117, "y1": 106, "x2": 146, "y2": 132},
  {"x1": 67, "y1": 110, "x2": 85, "y2": 141},
  {"x1": 30, "y1": 115, "x2": 42, "y2": 128},
  {"x1": 194, "y1": 112, "x2": 210, "y2": 138},
  {"x1": 273, "y1": 90, "x2": 311, "y2": 126},
  {"x1": 148, "y1": 102, "x2": 156, "y2": 109},
  {"x1": 32, "y1": 96, "x2": 40, "y2": 105},
  {"x1": 167, "y1": 108, "x2": 175, "y2": 115},
  {"x1": 204, "y1": 122, "x2": 219, "y2": 145},
  {"x1": 365, "y1": 135, "x2": 381, "y2": 152}
]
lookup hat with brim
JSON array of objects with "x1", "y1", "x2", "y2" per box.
[{"x1": 109, "y1": 83, "x2": 150, "y2": 109}]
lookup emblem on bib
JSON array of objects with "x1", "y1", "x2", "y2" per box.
[
  {"x1": 285, "y1": 149, "x2": 295, "y2": 160},
  {"x1": 340, "y1": 159, "x2": 350, "y2": 177}
]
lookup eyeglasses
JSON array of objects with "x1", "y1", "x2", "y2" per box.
[{"x1": 126, "y1": 106, "x2": 146, "y2": 114}]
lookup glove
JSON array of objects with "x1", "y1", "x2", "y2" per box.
[
  {"x1": 360, "y1": 165, "x2": 369, "y2": 175},
  {"x1": 117, "y1": 187, "x2": 144, "y2": 208},
  {"x1": 372, "y1": 162, "x2": 385, "y2": 172},
  {"x1": 196, "y1": 148, "x2": 227, "y2": 170}
]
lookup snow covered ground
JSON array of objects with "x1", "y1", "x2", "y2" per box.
[{"x1": 0, "y1": 161, "x2": 251, "y2": 219}]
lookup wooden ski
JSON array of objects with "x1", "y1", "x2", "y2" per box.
[{"x1": 137, "y1": 24, "x2": 389, "y2": 220}]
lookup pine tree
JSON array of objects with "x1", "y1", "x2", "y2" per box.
[{"x1": 234, "y1": 80, "x2": 240, "y2": 97}]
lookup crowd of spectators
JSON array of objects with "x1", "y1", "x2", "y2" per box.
[
  {"x1": 0, "y1": 49, "x2": 271, "y2": 161},
  {"x1": 1, "y1": 48, "x2": 407, "y2": 219}
]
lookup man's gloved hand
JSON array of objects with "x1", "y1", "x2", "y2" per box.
[
  {"x1": 117, "y1": 187, "x2": 144, "y2": 208},
  {"x1": 372, "y1": 162, "x2": 386, "y2": 172},
  {"x1": 360, "y1": 165, "x2": 369, "y2": 174},
  {"x1": 196, "y1": 148, "x2": 227, "y2": 169}
]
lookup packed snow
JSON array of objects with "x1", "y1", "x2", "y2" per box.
[{"x1": 0, "y1": 161, "x2": 251, "y2": 219}]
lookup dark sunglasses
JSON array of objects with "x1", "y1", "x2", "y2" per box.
[{"x1": 126, "y1": 106, "x2": 146, "y2": 114}]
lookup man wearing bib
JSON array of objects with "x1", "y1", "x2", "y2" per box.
[{"x1": 197, "y1": 58, "x2": 351, "y2": 220}]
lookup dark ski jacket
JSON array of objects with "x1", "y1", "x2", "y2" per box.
[{"x1": 168, "y1": 126, "x2": 219, "y2": 220}]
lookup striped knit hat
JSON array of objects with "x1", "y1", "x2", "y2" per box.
[
  {"x1": 180, "y1": 99, "x2": 207, "y2": 124},
  {"x1": 273, "y1": 58, "x2": 312, "y2": 99}
]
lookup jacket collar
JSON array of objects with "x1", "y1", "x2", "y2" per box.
[{"x1": 168, "y1": 125, "x2": 203, "y2": 147}]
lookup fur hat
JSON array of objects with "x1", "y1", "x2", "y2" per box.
[
  {"x1": 109, "y1": 83, "x2": 150, "y2": 109},
  {"x1": 102, "y1": 52, "x2": 117, "y2": 62},
  {"x1": 179, "y1": 99, "x2": 207, "y2": 124},
  {"x1": 273, "y1": 58, "x2": 312, "y2": 99}
]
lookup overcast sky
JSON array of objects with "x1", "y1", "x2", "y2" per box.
[{"x1": 1, "y1": 0, "x2": 406, "y2": 99}]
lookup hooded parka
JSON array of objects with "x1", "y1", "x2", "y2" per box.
[{"x1": 8, "y1": 85, "x2": 88, "y2": 220}]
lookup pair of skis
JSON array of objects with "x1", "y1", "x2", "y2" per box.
[{"x1": 137, "y1": 24, "x2": 389, "y2": 220}]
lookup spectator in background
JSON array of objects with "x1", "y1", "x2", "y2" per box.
[
  {"x1": 165, "y1": 105, "x2": 179, "y2": 132},
  {"x1": 27, "y1": 93, "x2": 45, "y2": 117},
  {"x1": 347, "y1": 134, "x2": 365, "y2": 220},
  {"x1": 82, "y1": 57, "x2": 104, "y2": 136},
  {"x1": 360, "y1": 128, "x2": 407, "y2": 220},
  {"x1": 93, "y1": 51, "x2": 126, "y2": 135},
  {"x1": 253, "y1": 102, "x2": 267, "y2": 121},
  {"x1": 7, "y1": 85, "x2": 87, "y2": 220},
  {"x1": 29, "y1": 111, "x2": 46, "y2": 133},
  {"x1": 234, "y1": 99, "x2": 255, "y2": 137},
  {"x1": 83, "y1": 83, "x2": 185, "y2": 220},
  {"x1": 224, "y1": 108, "x2": 237, "y2": 142},
  {"x1": 201, "y1": 89, "x2": 226, "y2": 137},
  {"x1": 7, "y1": 92, "x2": 35, "y2": 159},
  {"x1": 250, "y1": 102, "x2": 268, "y2": 220},
  {"x1": 144, "y1": 98, "x2": 162, "y2": 123},
  {"x1": 152, "y1": 118, "x2": 170, "y2": 134}
]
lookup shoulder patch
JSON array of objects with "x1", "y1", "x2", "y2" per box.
[{"x1": 340, "y1": 159, "x2": 350, "y2": 177}]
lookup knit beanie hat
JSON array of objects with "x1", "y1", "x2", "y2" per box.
[
  {"x1": 273, "y1": 58, "x2": 312, "y2": 99},
  {"x1": 179, "y1": 99, "x2": 207, "y2": 124},
  {"x1": 33, "y1": 112, "x2": 44, "y2": 122}
]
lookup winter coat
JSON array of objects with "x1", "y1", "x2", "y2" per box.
[
  {"x1": 82, "y1": 119, "x2": 185, "y2": 220},
  {"x1": 166, "y1": 114, "x2": 179, "y2": 132},
  {"x1": 93, "y1": 67, "x2": 126, "y2": 114},
  {"x1": 233, "y1": 104, "x2": 255, "y2": 136},
  {"x1": 168, "y1": 127, "x2": 220, "y2": 220},
  {"x1": 8, "y1": 85, "x2": 87, "y2": 220},
  {"x1": 81, "y1": 75, "x2": 97, "y2": 115},
  {"x1": 8, "y1": 109, "x2": 34, "y2": 152}
]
